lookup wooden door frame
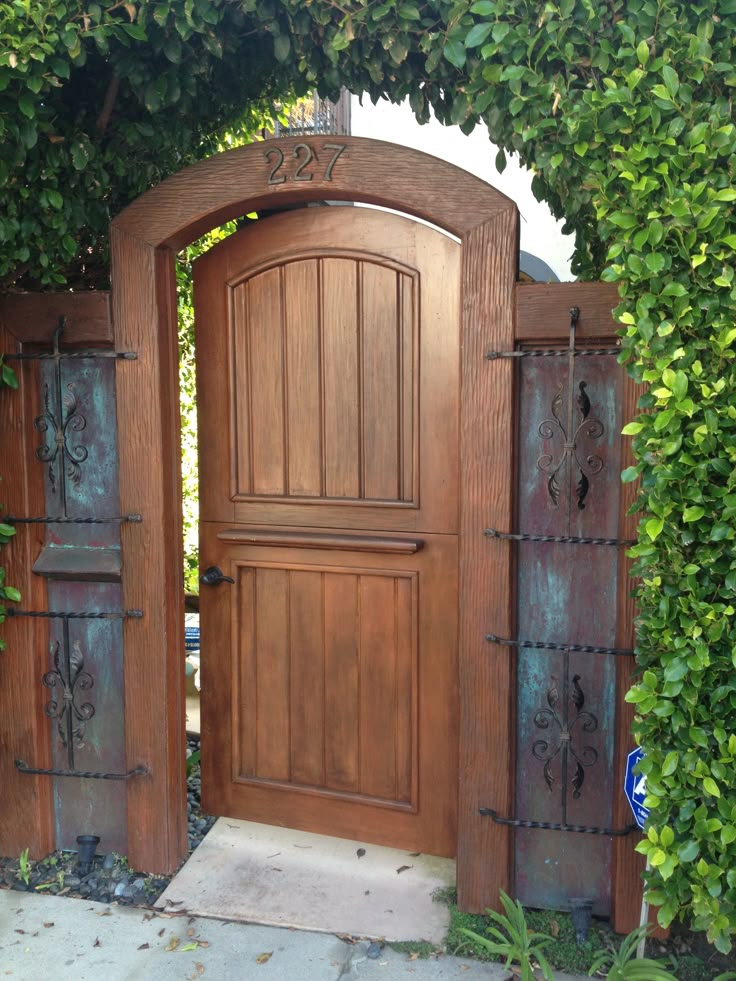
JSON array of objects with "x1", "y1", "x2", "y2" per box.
[{"x1": 110, "y1": 136, "x2": 518, "y2": 908}]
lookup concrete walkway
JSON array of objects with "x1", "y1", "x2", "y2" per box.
[{"x1": 1, "y1": 890, "x2": 593, "y2": 981}]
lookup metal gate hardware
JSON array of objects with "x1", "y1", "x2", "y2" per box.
[
  {"x1": 200, "y1": 566, "x2": 235, "y2": 586},
  {"x1": 5, "y1": 317, "x2": 137, "y2": 516},
  {"x1": 15, "y1": 760, "x2": 148, "y2": 780},
  {"x1": 479, "y1": 808, "x2": 636, "y2": 837},
  {"x1": 7, "y1": 609, "x2": 143, "y2": 619},
  {"x1": 5, "y1": 514, "x2": 142, "y2": 525},
  {"x1": 6, "y1": 316, "x2": 136, "y2": 361},
  {"x1": 485, "y1": 527, "x2": 634, "y2": 547},
  {"x1": 12, "y1": 611, "x2": 145, "y2": 780},
  {"x1": 486, "y1": 634, "x2": 633, "y2": 657},
  {"x1": 8, "y1": 350, "x2": 137, "y2": 361},
  {"x1": 486, "y1": 347, "x2": 619, "y2": 359}
]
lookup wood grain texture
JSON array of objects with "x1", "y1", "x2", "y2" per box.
[
  {"x1": 216, "y1": 528, "x2": 424, "y2": 553},
  {"x1": 515, "y1": 283, "x2": 621, "y2": 342},
  {"x1": 456, "y1": 209, "x2": 519, "y2": 912},
  {"x1": 113, "y1": 137, "x2": 514, "y2": 249},
  {"x1": 0, "y1": 291, "x2": 113, "y2": 346},
  {"x1": 0, "y1": 307, "x2": 54, "y2": 858},
  {"x1": 110, "y1": 137, "x2": 515, "y2": 877},
  {"x1": 111, "y1": 231, "x2": 187, "y2": 874}
]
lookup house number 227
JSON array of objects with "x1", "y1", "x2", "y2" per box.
[{"x1": 264, "y1": 143, "x2": 346, "y2": 184}]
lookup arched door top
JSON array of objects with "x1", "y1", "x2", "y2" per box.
[{"x1": 111, "y1": 136, "x2": 516, "y2": 250}]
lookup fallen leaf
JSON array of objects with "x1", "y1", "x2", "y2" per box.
[
  {"x1": 143, "y1": 913, "x2": 155, "y2": 921},
  {"x1": 269, "y1": 867, "x2": 282, "y2": 872},
  {"x1": 396, "y1": 865, "x2": 412, "y2": 874},
  {"x1": 158, "y1": 928, "x2": 166, "y2": 937},
  {"x1": 196, "y1": 964, "x2": 205, "y2": 975},
  {"x1": 138, "y1": 943, "x2": 150, "y2": 950},
  {"x1": 43, "y1": 923, "x2": 54, "y2": 928},
  {"x1": 93, "y1": 938, "x2": 101, "y2": 948},
  {"x1": 408, "y1": 951, "x2": 420, "y2": 960},
  {"x1": 408, "y1": 852, "x2": 421, "y2": 857},
  {"x1": 356, "y1": 848, "x2": 366, "y2": 858},
  {"x1": 14, "y1": 930, "x2": 25, "y2": 935},
  {"x1": 187, "y1": 927, "x2": 196, "y2": 937},
  {"x1": 180, "y1": 943, "x2": 199, "y2": 952},
  {"x1": 166, "y1": 937, "x2": 180, "y2": 952},
  {"x1": 255, "y1": 952, "x2": 273, "y2": 964},
  {"x1": 96, "y1": 909, "x2": 112, "y2": 917},
  {"x1": 549, "y1": 918, "x2": 560, "y2": 938},
  {"x1": 198, "y1": 941, "x2": 210, "y2": 949}
]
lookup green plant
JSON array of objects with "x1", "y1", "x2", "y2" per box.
[
  {"x1": 588, "y1": 926, "x2": 677, "y2": 980},
  {"x1": 185, "y1": 748, "x2": 201, "y2": 777},
  {"x1": 16, "y1": 847, "x2": 31, "y2": 886},
  {"x1": 459, "y1": 890, "x2": 554, "y2": 981}
]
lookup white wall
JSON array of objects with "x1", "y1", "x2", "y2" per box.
[{"x1": 351, "y1": 96, "x2": 574, "y2": 282}]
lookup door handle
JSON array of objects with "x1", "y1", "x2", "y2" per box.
[{"x1": 200, "y1": 565, "x2": 234, "y2": 586}]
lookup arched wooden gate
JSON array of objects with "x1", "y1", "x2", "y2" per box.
[
  {"x1": 0, "y1": 137, "x2": 645, "y2": 926},
  {"x1": 110, "y1": 136, "x2": 518, "y2": 912}
]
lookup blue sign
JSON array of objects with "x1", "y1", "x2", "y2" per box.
[{"x1": 624, "y1": 747, "x2": 650, "y2": 830}]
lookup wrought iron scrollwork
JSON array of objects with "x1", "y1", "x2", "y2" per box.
[
  {"x1": 32, "y1": 318, "x2": 89, "y2": 514},
  {"x1": 535, "y1": 308, "x2": 605, "y2": 525},
  {"x1": 43, "y1": 637, "x2": 95, "y2": 751},
  {"x1": 532, "y1": 665, "x2": 599, "y2": 820},
  {"x1": 35, "y1": 381, "x2": 88, "y2": 495}
]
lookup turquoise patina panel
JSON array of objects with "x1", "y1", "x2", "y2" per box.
[
  {"x1": 36, "y1": 353, "x2": 128, "y2": 853},
  {"x1": 513, "y1": 348, "x2": 623, "y2": 915}
]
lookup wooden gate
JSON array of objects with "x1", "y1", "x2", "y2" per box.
[
  {"x1": 0, "y1": 137, "x2": 647, "y2": 930},
  {"x1": 194, "y1": 206, "x2": 460, "y2": 855},
  {"x1": 109, "y1": 136, "x2": 518, "y2": 911}
]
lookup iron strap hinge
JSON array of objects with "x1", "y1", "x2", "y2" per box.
[
  {"x1": 7, "y1": 350, "x2": 137, "y2": 361},
  {"x1": 484, "y1": 527, "x2": 634, "y2": 547},
  {"x1": 4, "y1": 513, "x2": 142, "y2": 525},
  {"x1": 486, "y1": 633, "x2": 634, "y2": 657},
  {"x1": 7, "y1": 609, "x2": 144, "y2": 620},
  {"x1": 479, "y1": 808, "x2": 636, "y2": 837},
  {"x1": 14, "y1": 760, "x2": 148, "y2": 781},
  {"x1": 485, "y1": 347, "x2": 620, "y2": 360}
]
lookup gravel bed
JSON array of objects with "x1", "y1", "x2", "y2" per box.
[{"x1": 0, "y1": 734, "x2": 214, "y2": 909}]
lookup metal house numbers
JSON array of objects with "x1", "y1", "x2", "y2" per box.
[{"x1": 264, "y1": 142, "x2": 346, "y2": 184}]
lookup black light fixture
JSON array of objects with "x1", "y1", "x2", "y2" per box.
[
  {"x1": 76, "y1": 834, "x2": 100, "y2": 873},
  {"x1": 569, "y1": 897, "x2": 593, "y2": 943}
]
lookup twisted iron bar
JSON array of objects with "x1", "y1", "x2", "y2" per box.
[
  {"x1": 7, "y1": 609, "x2": 143, "y2": 619},
  {"x1": 486, "y1": 348, "x2": 619, "y2": 359},
  {"x1": 486, "y1": 633, "x2": 633, "y2": 657},
  {"x1": 5, "y1": 513, "x2": 142, "y2": 525},
  {"x1": 15, "y1": 760, "x2": 148, "y2": 780},
  {"x1": 479, "y1": 809, "x2": 636, "y2": 836},
  {"x1": 485, "y1": 527, "x2": 634, "y2": 547}
]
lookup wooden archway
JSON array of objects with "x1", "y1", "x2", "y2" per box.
[{"x1": 110, "y1": 136, "x2": 518, "y2": 910}]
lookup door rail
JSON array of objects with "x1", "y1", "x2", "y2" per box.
[{"x1": 216, "y1": 528, "x2": 424, "y2": 553}]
